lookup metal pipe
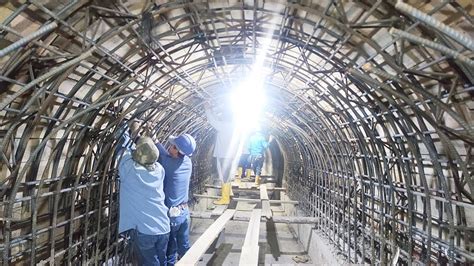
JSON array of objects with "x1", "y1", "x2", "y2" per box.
[
  {"x1": 395, "y1": 1, "x2": 474, "y2": 51},
  {"x1": 0, "y1": 22, "x2": 58, "y2": 58},
  {"x1": 389, "y1": 28, "x2": 474, "y2": 67}
]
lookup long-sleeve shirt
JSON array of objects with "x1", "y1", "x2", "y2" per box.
[
  {"x1": 249, "y1": 132, "x2": 268, "y2": 155},
  {"x1": 205, "y1": 108, "x2": 242, "y2": 158},
  {"x1": 118, "y1": 132, "x2": 170, "y2": 235},
  {"x1": 156, "y1": 143, "x2": 193, "y2": 208}
]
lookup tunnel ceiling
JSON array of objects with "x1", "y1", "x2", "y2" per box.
[{"x1": 0, "y1": 0, "x2": 473, "y2": 265}]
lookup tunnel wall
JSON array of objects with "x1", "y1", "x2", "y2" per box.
[{"x1": 1, "y1": 0, "x2": 473, "y2": 265}]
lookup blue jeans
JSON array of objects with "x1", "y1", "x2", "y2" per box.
[
  {"x1": 238, "y1": 154, "x2": 251, "y2": 177},
  {"x1": 136, "y1": 231, "x2": 169, "y2": 266},
  {"x1": 250, "y1": 154, "x2": 264, "y2": 176},
  {"x1": 166, "y1": 210, "x2": 190, "y2": 265}
]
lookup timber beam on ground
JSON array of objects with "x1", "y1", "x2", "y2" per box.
[
  {"x1": 239, "y1": 209, "x2": 262, "y2": 265},
  {"x1": 190, "y1": 211, "x2": 319, "y2": 224},
  {"x1": 193, "y1": 194, "x2": 298, "y2": 204},
  {"x1": 205, "y1": 184, "x2": 287, "y2": 191},
  {"x1": 260, "y1": 184, "x2": 273, "y2": 219},
  {"x1": 211, "y1": 205, "x2": 227, "y2": 216},
  {"x1": 177, "y1": 209, "x2": 236, "y2": 266}
]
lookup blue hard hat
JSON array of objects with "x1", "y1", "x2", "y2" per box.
[{"x1": 169, "y1": 134, "x2": 196, "y2": 156}]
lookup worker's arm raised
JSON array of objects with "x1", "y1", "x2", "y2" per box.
[
  {"x1": 116, "y1": 122, "x2": 137, "y2": 183},
  {"x1": 155, "y1": 142, "x2": 169, "y2": 159}
]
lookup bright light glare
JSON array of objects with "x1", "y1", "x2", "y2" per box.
[
  {"x1": 230, "y1": 75, "x2": 266, "y2": 132},
  {"x1": 231, "y1": 28, "x2": 273, "y2": 133}
]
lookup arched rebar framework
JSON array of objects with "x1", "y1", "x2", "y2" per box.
[{"x1": 0, "y1": 0, "x2": 473, "y2": 265}]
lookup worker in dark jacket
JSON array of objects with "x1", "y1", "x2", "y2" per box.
[
  {"x1": 118, "y1": 125, "x2": 170, "y2": 265},
  {"x1": 237, "y1": 136, "x2": 251, "y2": 182},
  {"x1": 248, "y1": 129, "x2": 268, "y2": 186},
  {"x1": 156, "y1": 134, "x2": 196, "y2": 265}
]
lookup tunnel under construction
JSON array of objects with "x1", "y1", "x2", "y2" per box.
[{"x1": 0, "y1": 0, "x2": 473, "y2": 265}]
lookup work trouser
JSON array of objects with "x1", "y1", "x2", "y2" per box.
[
  {"x1": 167, "y1": 209, "x2": 190, "y2": 265},
  {"x1": 250, "y1": 154, "x2": 264, "y2": 176},
  {"x1": 216, "y1": 157, "x2": 238, "y2": 183},
  {"x1": 136, "y1": 230, "x2": 170, "y2": 266},
  {"x1": 238, "y1": 154, "x2": 251, "y2": 177}
]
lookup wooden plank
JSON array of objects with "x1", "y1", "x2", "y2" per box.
[
  {"x1": 261, "y1": 201, "x2": 272, "y2": 219},
  {"x1": 193, "y1": 194, "x2": 298, "y2": 205},
  {"x1": 189, "y1": 211, "x2": 319, "y2": 224},
  {"x1": 177, "y1": 209, "x2": 236, "y2": 266},
  {"x1": 242, "y1": 209, "x2": 262, "y2": 246},
  {"x1": 239, "y1": 209, "x2": 261, "y2": 265},
  {"x1": 205, "y1": 184, "x2": 286, "y2": 191},
  {"x1": 240, "y1": 246, "x2": 259, "y2": 265},
  {"x1": 235, "y1": 200, "x2": 257, "y2": 211},
  {"x1": 259, "y1": 184, "x2": 269, "y2": 200},
  {"x1": 211, "y1": 205, "x2": 227, "y2": 216},
  {"x1": 260, "y1": 185, "x2": 272, "y2": 219}
]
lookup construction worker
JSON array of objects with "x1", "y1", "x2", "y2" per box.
[
  {"x1": 155, "y1": 134, "x2": 196, "y2": 266},
  {"x1": 205, "y1": 104, "x2": 243, "y2": 205},
  {"x1": 237, "y1": 136, "x2": 252, "y2": 181},
  {"x1": 117, "y1": 123, "x2": 170, "y2": 265},
  {"x1": 248, "y1": 129, "x2": 268, "y2": 186}
]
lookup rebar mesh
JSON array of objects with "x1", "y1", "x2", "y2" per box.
[{"x1": 0, "y1": 0, "x2": 472, "y2": 265}]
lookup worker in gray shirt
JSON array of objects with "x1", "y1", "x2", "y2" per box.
[{"x1": 118, "y1": 123, "x2": 170, "y2": 265}]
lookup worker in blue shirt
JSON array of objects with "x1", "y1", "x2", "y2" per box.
[
  {"x1": 118, "y1": 124, "x2": 170, "y2": 265},
  {"x1": 156, "y1": 134, "x2": 196, "y2": 266},
  {"x1": 248, "y1": 129, "x2": 268, "y2": 186},
  {"x1": 237, "y1": 136, "x2": 251, "y2": 181}
]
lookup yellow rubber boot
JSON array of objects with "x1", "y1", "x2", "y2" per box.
[
  {"x1": 255, "y1": 175, "x2": 261, "y2": 186},
  {"x1": 245, "y1": 169, "x2": 252, "y2": 179},
  {"x1": 237, "y1": 167, "x2": 243, "y2": 177},
  {"x1": 213, "y1": 183, "x2": 231, "y2": 205},
  {"x1": 235, "y1": 167, "x2": 242, "y2": 185}
]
